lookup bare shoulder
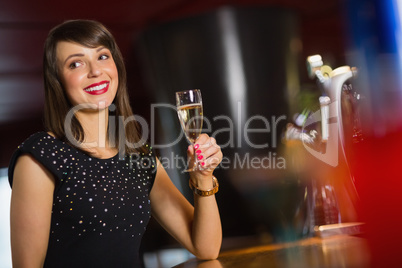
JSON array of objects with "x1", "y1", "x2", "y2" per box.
[{"x1": 13, "y1": 153, "x2": 55, "y2": 190}]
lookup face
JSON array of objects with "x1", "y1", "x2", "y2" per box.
[{"x1": 56, "y1": 41, "x2": 118, "y2": 110}]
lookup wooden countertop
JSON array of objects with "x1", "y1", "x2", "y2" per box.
[{"x1": 174, "y1": 235, "x2": 370, "y2": 268}]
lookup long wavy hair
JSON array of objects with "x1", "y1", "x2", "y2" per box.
[{"x1": 43, "y1": 19, "x2": 147, "y2": 155}]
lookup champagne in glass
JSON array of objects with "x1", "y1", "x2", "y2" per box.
[{"x1": 176, "y1": 89, "x2": 203, "y2": 171}]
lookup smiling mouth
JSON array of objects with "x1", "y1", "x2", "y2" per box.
[{"x1": 84, "y1": 81, "x2": 109, "y2": 95}]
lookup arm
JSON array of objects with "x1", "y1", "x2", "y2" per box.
[
  {"x1": 150, "y1": 134, "x2": 222, "y2": 260},
  {"x1": 10, "y1": 154, "x2": 55, "y2": 268}
]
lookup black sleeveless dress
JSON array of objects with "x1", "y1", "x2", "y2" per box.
[{"x1": 8, "y1": 132, "x2": 157, "y2": 267}]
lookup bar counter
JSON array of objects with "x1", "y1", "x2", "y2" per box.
[{"x1": 174, "y1": 235, "x2": 370, "y2": 268}]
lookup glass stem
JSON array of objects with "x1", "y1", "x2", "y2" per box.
[{"x1": 193, "y1": 143, "x2": 199, "y2": 171}]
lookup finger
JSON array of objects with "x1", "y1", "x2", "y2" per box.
[
  {"x1": 187, "y1": 144, "x2": 195, "y2": 157},
  {"x1": 200, "y1": 150, "x2": 223, "y2": 170},
  {"x1": 203, "y1": 143, "x2": 221, "y2": 158},
  {"x1": 200, "y1": 157, "x2": 221, "y2": 171},
  {"x1": 196, "y1": 136, "x2": 219, "y2": 151},
  {"x1": 194, "y1": 138, "x2": 219, "y2": 160},
  {"x1": 195, "y1": 133, "x2": 209, "y2": 145},
  {"x1": 197, "y1": 137, "x2": 220, "y2": 158},
  {"x1": 197, "y1": 146, "x2": 220, "y2": 163},
  {"x1": 195, "y1": 134, "x2": 220, "y2": 149}
]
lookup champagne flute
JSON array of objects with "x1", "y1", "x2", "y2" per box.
[{"x1": 176, "y1": 89, "x2": 203, "y2": 172}]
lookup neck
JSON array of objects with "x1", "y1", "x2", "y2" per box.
[{"x1": 75, "y1": 108, "x2": 117, "y2": 158}]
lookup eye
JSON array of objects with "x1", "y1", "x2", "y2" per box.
[
  {"x1": 99, "y1": 54, "x2": 109, "y2": 60},
  {"x1": 69, "y1": 61, "x2": 82, "y2": 69}
]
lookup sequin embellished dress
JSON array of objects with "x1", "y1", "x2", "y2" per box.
[{"x1": 8, "y1": 132, "x2": 157, "y2": 267}]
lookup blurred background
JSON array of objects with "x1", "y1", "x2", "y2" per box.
[
  {"x1": 0, "y1": 0, "x2": 346, "y2": 169},
  {"x1": 1, "y1": 0, "x2": 402, "y2": 267}
]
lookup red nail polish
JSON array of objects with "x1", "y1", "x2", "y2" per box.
[
  {"x1": 201, "y1": 162, "x2": 205, "y2": 166},
  {"x1": 198, "y1": 155, "x2": 203, "y2": 160},
  {"x1": 194, "y1": 144, "x2": 199, "y2": 149},
  {"x1": 196, "y1": 150, "x2": 201, "y2": 155}
]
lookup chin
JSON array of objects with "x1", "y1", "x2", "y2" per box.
[{"x1": 94, "y1": 98, "x2": 114, "y2": 110}]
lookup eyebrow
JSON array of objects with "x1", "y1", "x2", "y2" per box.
[{"x1": 63, "y1": 46, "x2": 107, "y2": 65}]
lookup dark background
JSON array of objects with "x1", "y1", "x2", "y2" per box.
[{"x1": 0, "y1": 0, "x2": 346, "y2": 167}]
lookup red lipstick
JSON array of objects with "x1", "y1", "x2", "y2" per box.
[{"x1": 83, "y1": 81, "x2": 109, "y2": 95}]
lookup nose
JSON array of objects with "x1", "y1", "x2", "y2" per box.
[{"x1": 88, "y1": 62, "x2": 102, "y2": 77}]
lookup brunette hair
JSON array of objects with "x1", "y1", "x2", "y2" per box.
[{"x1": 43, "y1": 19, "x2": 147, "y2": 154}]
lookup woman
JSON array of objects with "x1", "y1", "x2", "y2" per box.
[{"x1": 9, "y1": 20, "x2": 222, "y2": 267}]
